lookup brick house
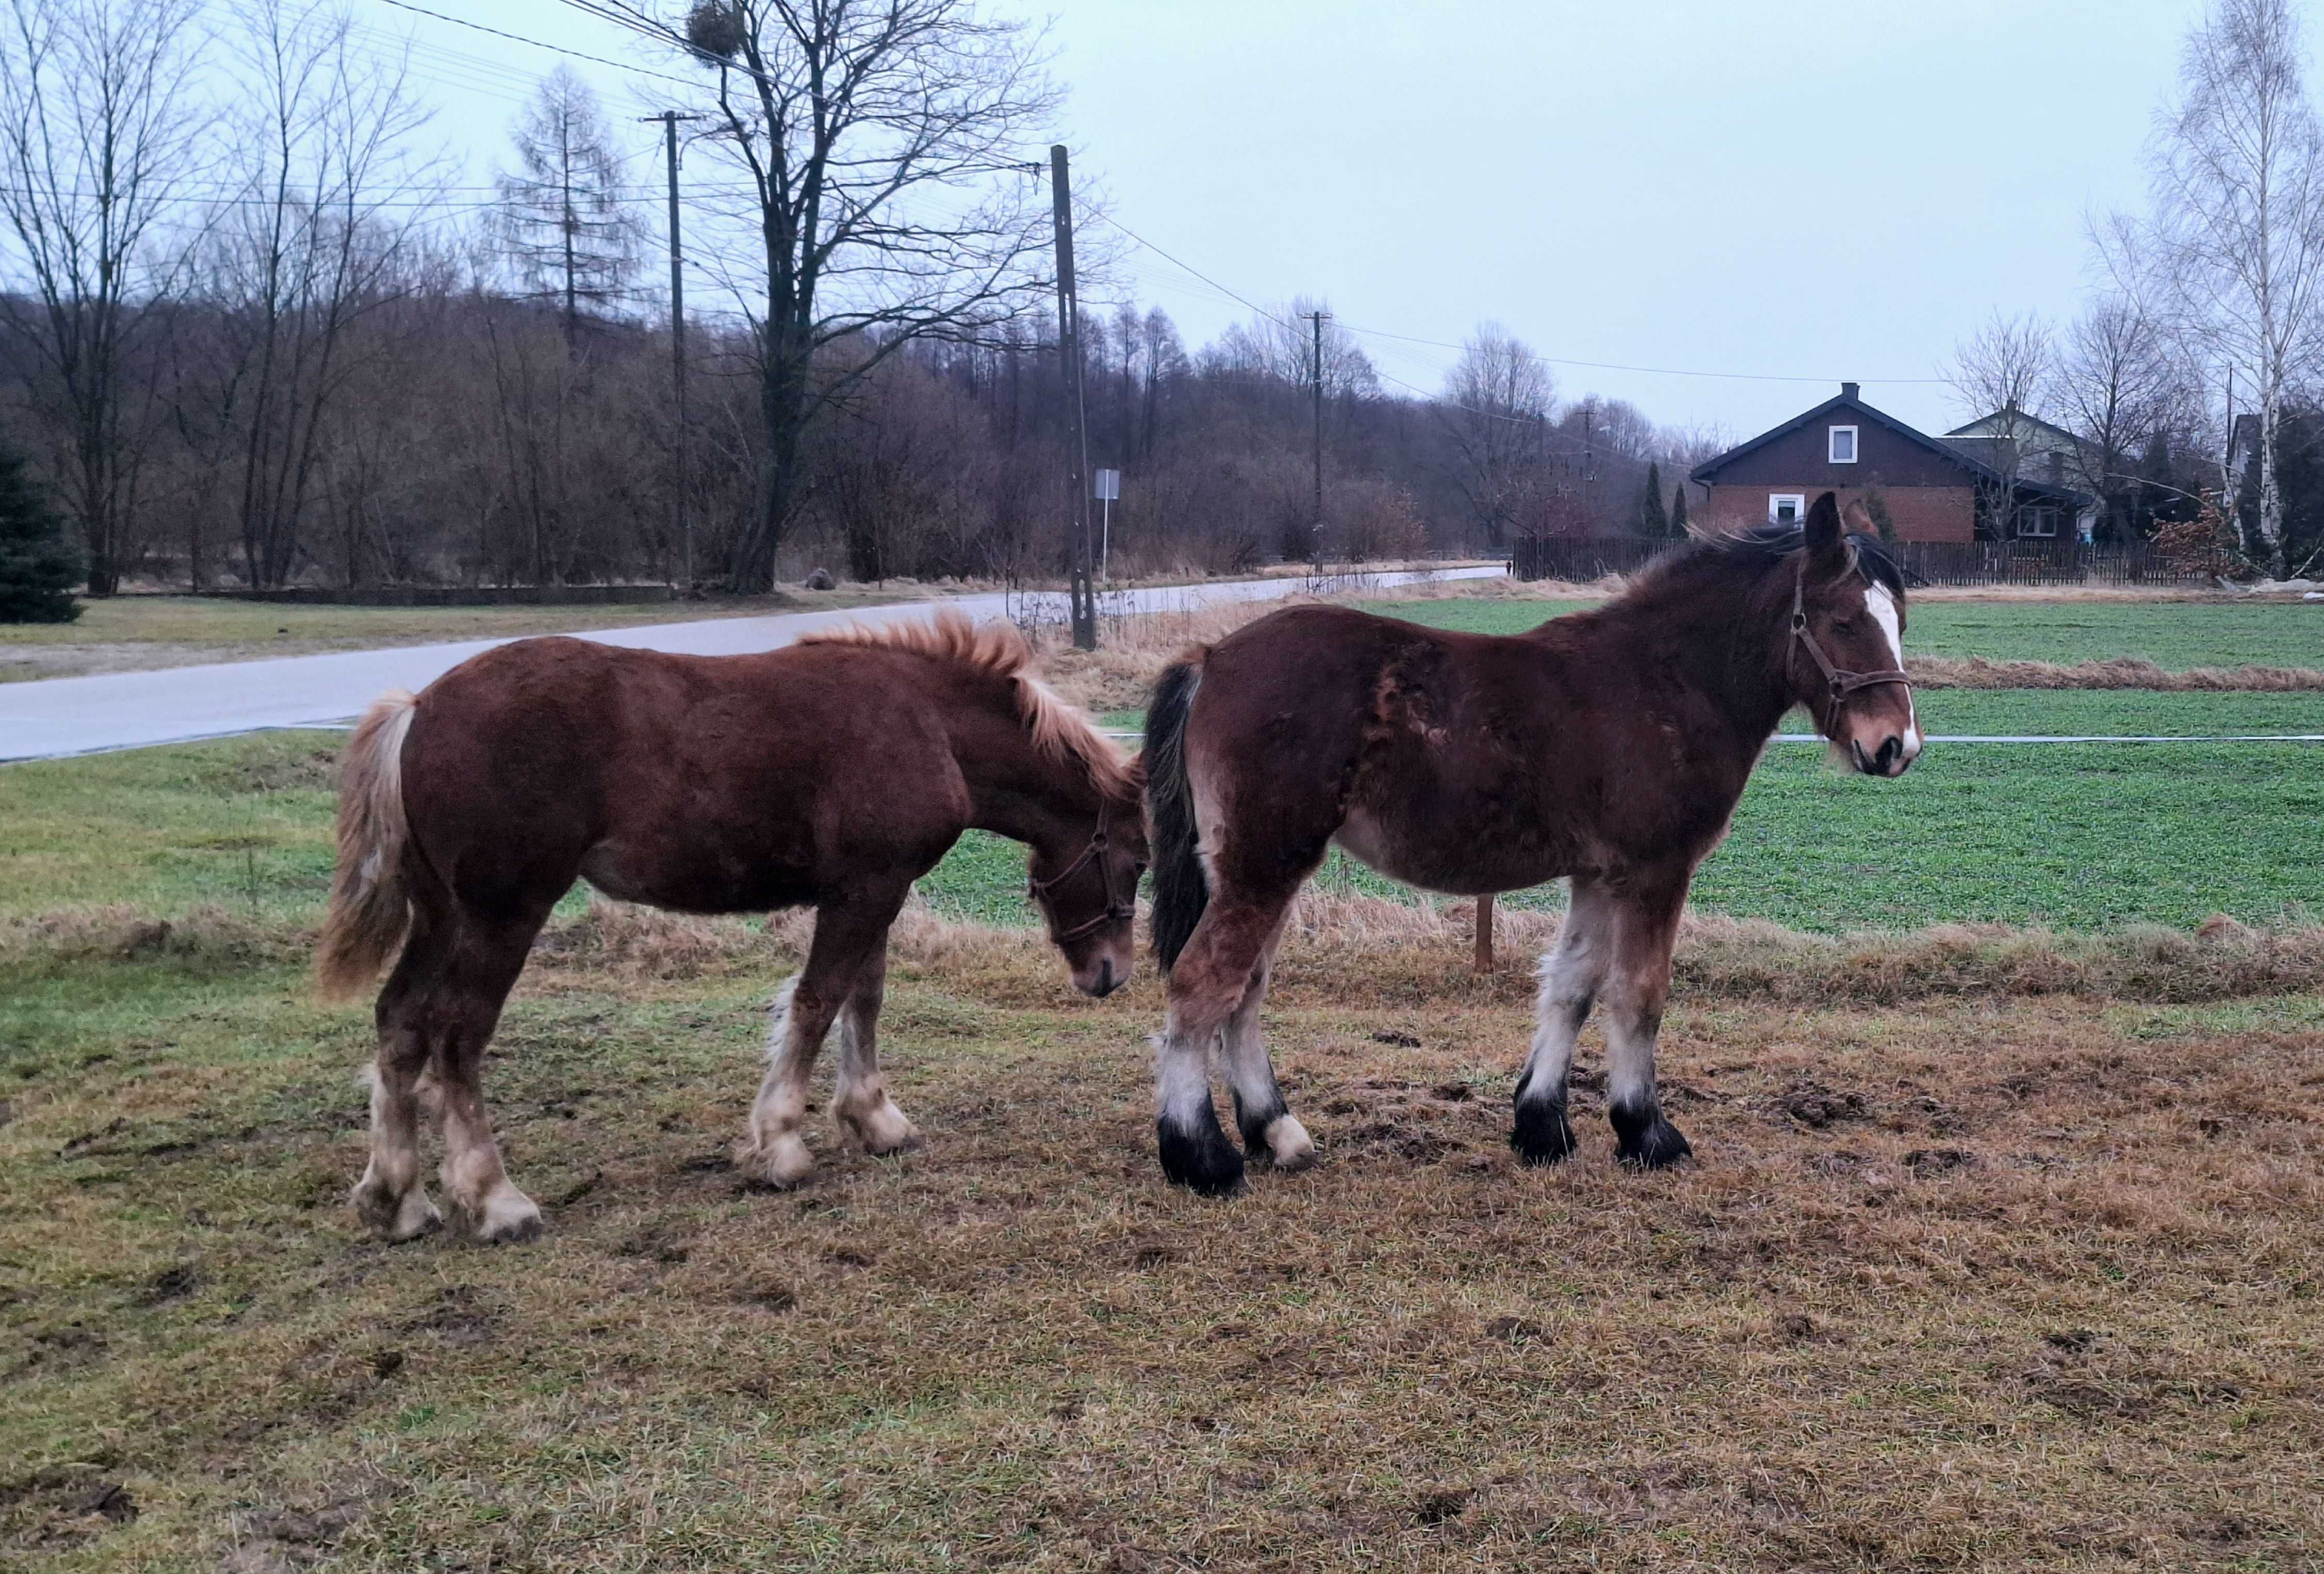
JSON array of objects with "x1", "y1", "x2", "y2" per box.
[{"x1": 1689, "y1": 383, "x2": 2092, "y2": 543}]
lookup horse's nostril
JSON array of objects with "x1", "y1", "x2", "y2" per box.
[{"x1": 1097, "y1": 959, "x2": 1115, "y2": 994}]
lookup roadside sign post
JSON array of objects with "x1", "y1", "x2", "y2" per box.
[{"x1": 1094, "y1": 469, "x2": 1120, "y2": 579}]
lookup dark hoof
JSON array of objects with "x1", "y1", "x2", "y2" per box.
[
  {"x1": 1510, "y1": 1099, "x2": 1577, "y2": 1166},
  {"x1": 1158, "y1": 1119, "x2": 1247, "y2": 1197},
  {"x1": 1611, "y1": 1103, "x2": 1693, "y2": 1169}
]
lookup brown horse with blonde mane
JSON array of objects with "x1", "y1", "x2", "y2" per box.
[
  {"x1": 1142, "y1": 492, "x2": 1918, "y2": 1194},
  {"x1": 318, "y1": 612, "x2": 1147, "y2": 1242}
]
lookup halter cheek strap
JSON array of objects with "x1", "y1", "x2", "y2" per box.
[
  {"x1": 1027, "y1": 797, "x2": 1138, "y2": 944},
  {"x1": 1790, "y1": 554, "x2": 1912, "y2": 735}
]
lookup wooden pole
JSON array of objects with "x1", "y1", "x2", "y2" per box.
[{"x1": 1473, "y1": 892, "x2": 1495, "y2": 973}]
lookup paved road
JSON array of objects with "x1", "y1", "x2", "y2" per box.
[{"x1": 0, "y1": 567, "x2": 1503, "y2": 762}]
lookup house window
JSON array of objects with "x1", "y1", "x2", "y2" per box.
[
  {"x1": 1769, "y1": 493, "x2": 1805, "y2": 525},
  {"x1": 2018, "y1": 506, "x2": 2058, "y2": 539},
  {"x1": 1829, "y1": 425, "x2": 1858, "y2": 464}
]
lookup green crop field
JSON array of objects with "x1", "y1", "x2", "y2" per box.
[
  {"x1": 1368, "y1": 594, "x2": 2324, "y2": 670},
  {"x1": 12, "y1": 725, "x2": 2314, "y2": 942}
]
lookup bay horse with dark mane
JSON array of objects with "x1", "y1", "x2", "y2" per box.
[
  {"x1": 1142, "y1": 492, "x2": 1918, "y2": 1194},
  {"x1": 317, "y1": 613, "x2": 1147, "y2": 1242}
]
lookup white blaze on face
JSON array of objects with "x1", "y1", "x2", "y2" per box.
[{"x1": 1864, "y1": 583, "x2": 1921, "y2": 758}]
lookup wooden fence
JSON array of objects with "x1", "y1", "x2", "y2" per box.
[{"x1": 1511, "y1": 535, "x2": 2206, "y2": 588}]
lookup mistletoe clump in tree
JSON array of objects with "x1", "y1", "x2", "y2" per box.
[{"x1": 0, "y1": 444, "x2": 82, "y2": 622}]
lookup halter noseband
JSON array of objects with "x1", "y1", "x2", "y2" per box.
[
  {"x1": 1027, "y1": 796, "x2": 1137, "y2": 945},
  {"x1": 1789, "y1": 551, "x2": 1912, "y2": 735}
]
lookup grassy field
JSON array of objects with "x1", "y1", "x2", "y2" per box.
[
  {"x1": 7, "y1": 593, "x2": 2324, "y2": 1568},
  {"x1": 7, "y1": 724, "x2": 2321, "y2": 937},
  {"x1": 1368, "y1": 595, "x2": 2324, "y2": 670},
  {"x1": 4, "y1": 925, "x2": 2321, "y2": 1568}
]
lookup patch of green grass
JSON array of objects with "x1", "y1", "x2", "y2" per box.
[
  {"x1": 0, "y1": 732, "x2": 340, "y2": 921},
  {"x1": 1366, "y1": 595, "x2": 2324, "y2": 670},
  {"x1": 12, "y1": 725, "x2": 2319, "y2": 945},
  {"x1": 1901, "y1": 688, "x2": 2324, "y2": 735},
  {"x1": 1689, "y1": 741, "x2": 2324, "y2": 931}
]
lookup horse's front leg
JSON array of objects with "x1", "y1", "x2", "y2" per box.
[
  {"x1": 1600, "y1": 872, "x2": 1693, "y2": 1169},
  {"x1": 832, "y1": 947, "x2": 923, "y2": 1158},
  {"x1": 1511, "y1": 880, "x2": 1614, "y2": 1166},
  {"x1": 741, "y1": 887, "x2": 904, "y2": 1189}
]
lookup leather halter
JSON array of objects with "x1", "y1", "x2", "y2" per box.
[
  {"x1": 1789, "y1": 552, "x2": 1912, "y2": 735},
  {"x1": 1028, "y1": 796, "x2": 1137, "y2": 945}
]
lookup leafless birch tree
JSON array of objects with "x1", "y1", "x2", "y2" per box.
[{"x1": 2145, "y1": 0, "x2": 2324, "y2": 576}]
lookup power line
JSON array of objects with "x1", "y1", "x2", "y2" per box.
[{"x1": 368, "y1": 0, "x2": 699, "y2": 88}]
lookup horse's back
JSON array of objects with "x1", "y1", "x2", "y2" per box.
[{"x1": 398, "y1": 637, "x2": 965, "y2": 915}]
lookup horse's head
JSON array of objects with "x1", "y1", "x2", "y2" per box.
[
  {"x1": 1028, "y1": 774, "x2": 1148, "y2": 997},
  {"x1": 1787, "y1": 492, "x2": 1921, "y2": 778}
]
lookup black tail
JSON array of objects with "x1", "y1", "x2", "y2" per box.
[{"x1": 1145, "y1": 655, "x2": 1209, "y2": 972}]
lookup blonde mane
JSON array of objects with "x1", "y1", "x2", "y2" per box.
[{"x1": 801, "y1": 611, "x2": 1137, "y2": 798}]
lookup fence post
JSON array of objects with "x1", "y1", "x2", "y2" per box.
[{"x1": 1474, "y1": 893, "x2": 1495, "y2": 974}]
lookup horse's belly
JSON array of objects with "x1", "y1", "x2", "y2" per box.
[
  {"x1": 1334, "y1": 806, "x2": 1568, "y2": 897},
  {"x1": 579, "y1": 840, "x2": 815, "y2": 915}
]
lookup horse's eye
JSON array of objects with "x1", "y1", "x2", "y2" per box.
[{"x1": 1833, "y1": 618, "x2": 1856, "y2": 633}]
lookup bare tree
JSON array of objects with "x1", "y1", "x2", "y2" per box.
[
  {"x1": 2143, "y1": 0, "x2": 2324, "y2": 576},
  {"x1": 2050, "y1": 297, "x2": 2173, "y2": 538},
  {"x1": 608, "y1": 0, "x2": 1061, "y2": 591},
  {"x1": 1948, "y1": 309, "x2": 2054, "y2": 539},
  {"x1": 197, "y1": 0, "x2": 437, "y2": 589},
  {"x1": 494, "y1": 68, "x2": 645, "y2": 353},
  {"x1": 0, "y1": 0, "x2": 207, "y2": 593},
  {"x1": 1440, "y1": 322, "x2": 1552, "y2": 551},
  {"x1": 1205, "y1": 296, "x2": 1379, "y2": 399}
]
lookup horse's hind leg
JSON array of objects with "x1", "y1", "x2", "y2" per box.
[
  {"x1": 352, "y1": 906, "x2": 454, "y2": 1242},
  {"x1": 832, "y1": 946, "x2": 923, "y2": 1158},
  {"x1": 1221, "y1": 916, "x2": 1313, "y2": 1171},
  {"x1": 742, "y1": 886, "x2": 905, "y2": 1188},
  {"x1": 1600, "y1": 871, "x2": 1693, "y2": 1169},
  {"x1": 1511, "y1": 879, "x2": 1616, "y2": 1166},
  {"x1": 1157, "y1": 891, "x2": 1299, "y2": 1195},
  {"x1": 429, "y1": 909, "x2": 554, "y2": 1242}
]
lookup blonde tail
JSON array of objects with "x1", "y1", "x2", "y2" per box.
[{"x1": 316, "y1": 691, "x2": 419, "y2": 1001}]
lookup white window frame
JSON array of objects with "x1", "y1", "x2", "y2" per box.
[
  {"x1": 2017, "y1": 505, "x2": 2058, "y2": 539},
  {"x1": 1768, "y1": 492, "x2": 1806, "y2": 525},
  {"x1": 1828, "y1": 424, "x2": 1859, "y2": 464}
]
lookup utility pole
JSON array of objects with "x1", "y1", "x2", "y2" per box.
[
  {"x1": 643, "y1": 110, "x2": 703, "y2": 589},
  {"x1": 1302, "y1": 309, "x2": 1331, "y2": 561},
  {"x1": 1050, "y1": 144, "x2": 1096, "y2": 649}
]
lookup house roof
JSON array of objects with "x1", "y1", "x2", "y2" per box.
[
  {"x1": 1691, "y1": 385, "x2": 2093, "y2": 505},
  {"x1": 1943, "y1": 407, "x2": 2089, "y2": 450}
]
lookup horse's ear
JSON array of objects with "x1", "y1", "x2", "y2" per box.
[
  {"x1": 1841, "y1": 498, "x2": 1876, "y2": 537},
  {"x1": 1803, "y1": 491, "x2": 1847, "y2": 568}
]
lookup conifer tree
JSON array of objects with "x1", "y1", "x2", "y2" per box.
[
  {"x1": 0, "y1": 445, "x2": 82, "y2": 623},
  {"x1": 1669, "y1": 481, "x2": 1689, "y2": 538},
  {"x1": 1638, "y1": 461, "x2": 1669, "y2": 537}
]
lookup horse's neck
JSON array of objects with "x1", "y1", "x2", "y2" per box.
[
  {"x1": 1595, "y1": 571, "x2": 1793, "y2": 741},
  {"x1": 952, "y1": 712, "x2": 1085, "y2": 854}
]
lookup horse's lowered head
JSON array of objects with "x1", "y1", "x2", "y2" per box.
[
  {"x1": 1028, "y1": 773, "x2": 1149, "y2": 997},
  {"x1": 1786, "y1": 492, "x2": 1921, "y2": 778}
]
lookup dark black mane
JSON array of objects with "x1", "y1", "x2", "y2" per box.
[{"x1": 1627, "y1": 524, "x2": 1907, "y2": 602}]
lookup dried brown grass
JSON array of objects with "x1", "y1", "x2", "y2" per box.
[
  {"x1": 12, "y1": 891, "x2": 2319, "y2": 1009},
  {"x1": 1909, "y1": 654, "x2": 2324, "y2": 690},
  {"x1": 9, "y1": 908, "x2": 2320, "y2": 1569}
]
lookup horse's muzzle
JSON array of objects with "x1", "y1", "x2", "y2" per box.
[{"x1": 1851, "y1": 733, "x2": 1919, "y2": 778}]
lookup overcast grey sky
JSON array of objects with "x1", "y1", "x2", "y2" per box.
[{"x1": 378, "y1": 1, "x2": 2213, "y2": 439}]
